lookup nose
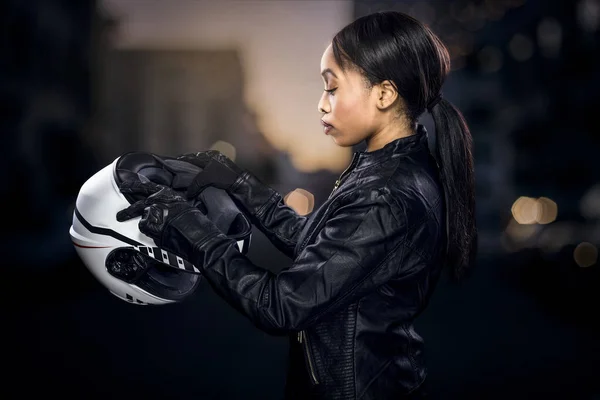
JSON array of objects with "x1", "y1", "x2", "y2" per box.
[{"x1": 318, "y1": 91, "x2": 330, "y2": 114}]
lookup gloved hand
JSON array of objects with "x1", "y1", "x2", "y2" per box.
[
  {"x1": 176, "y1": 150, "x2": 244, "y2": 199},
  {"x1": 116, "y1": 180, "x2": 199, "y2": 246}
]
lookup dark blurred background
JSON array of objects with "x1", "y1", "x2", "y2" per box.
[{"x1": 2, "y1": 0, "x2": 599, "y2": 398}]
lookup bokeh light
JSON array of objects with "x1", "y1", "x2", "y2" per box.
[
  {"x1": 537, "y1": 222, "x2": 575, "y2": 253},
  {"x1": 535, "y1": 197, "x2": 558, "y2": 224},
  {"x1": 511, "y1": 196, "x2": 539, "y2": 224},
  {"x1": 209, "y1": 140, "x2": 237, "y2": 161},
  {"x1": 573, "y1": 242, "x2": 598, "y2": 267},
  {"x1": 505, "y1": 217, "x2": 538, "y2": 241},
  {"x1": 284, "y1": 188, "x2": 315, "y2": 215},
  {"x1": 483, "y1": 0, "x2": 507, "y2": 21},
  {"x1": 576, "y1": 0, "x2": 600, "y2": 32},
  {"x1": 579, "y1": 183, "x2": 600, "y2": 219},
  {"x1": 508, "y1": 33, "x2": 534, "y2": 61},
  {"x1": 511, "y1": 196, "x2": 558, "y2": 225},
  {"x1": 478, "y1": 46, "x2": 503, "y2": 73},
  {"x1": 537, "y1": 17, "x2": 562, "y2": 58}
]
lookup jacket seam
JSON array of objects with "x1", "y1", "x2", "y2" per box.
[
  {"x1": 262, "y1": 297, "x2": 281, "y2": 329},
  {"x1": 353, "y1": 157, "x2": 396, "y2": 172},
  {"x1": 405, "y1": 373, "x2": 428, "y2": 395},
  {"x1": 382, "y1": 158, "x2": 401, "y2": 187},
  {"x1": 295, "y1": 192, "x2": 350, "y2": 254},
  {"x1": 384, "y1": 194, "x2": 441, "y2": 263},
  {"x1": 261, "y1": 278, "x2": 270, "y2": 309},
  {"x1": 401, "y1": 210, "x2": 435, "y2": 261},
  {"x1": 357, "y1": 358, "x2": 393, "y2": 399},
  {"x1": 255, "y1": 192, "x2": 298, "y2": 248},
  {"x1": 402, "y1": 325, "x2": 415, "y2": 371}
]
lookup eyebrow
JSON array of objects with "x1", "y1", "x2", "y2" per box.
[{"x1": 321, "y1": 68, "x2": 338, "y2": 79}]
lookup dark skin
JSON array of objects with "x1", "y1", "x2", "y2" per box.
[{"x1": 318, "y1": 43, "x2": 415, "y2": 151}]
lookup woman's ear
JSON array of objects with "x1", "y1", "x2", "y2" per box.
[{"x1": 375, "y1": 80, "x2": 399, "y2": 110}]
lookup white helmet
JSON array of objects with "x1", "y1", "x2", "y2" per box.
[{"x1": 69, "y1": 152, "x2": 252, "y2": 305}]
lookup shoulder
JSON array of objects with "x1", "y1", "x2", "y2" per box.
[
  {"x1": 332, "y1": 185, "x2": 415, "y2": 231},
  {"x1": 352, "y1": 156, "x2": 443, "y2": 215}
]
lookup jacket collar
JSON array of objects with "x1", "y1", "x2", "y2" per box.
[{"x1": 354, "y1": 124, "x2": 429, "y2": 169}]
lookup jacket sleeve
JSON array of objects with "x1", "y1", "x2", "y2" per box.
[
  {"x1": 227, "y1": 171, "x2": 309, "y2": 259},
  {"x1": 166, "y1": 188, "x2": 412, "y2": 334}
]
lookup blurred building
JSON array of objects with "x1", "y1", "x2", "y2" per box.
[
  {"x1": 92, "y1": 0, "x2": 358, "y2": 208},
  {"x1": 100, "y1": 0, "x2": 353, "y2": 176},
  {"x1": 93, "y1": 47, "x2": 277, "y2": 180}
]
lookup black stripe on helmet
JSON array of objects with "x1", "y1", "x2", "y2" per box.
[{"x1": 74, "y1": 207, "x2": 143, "y2": 247}]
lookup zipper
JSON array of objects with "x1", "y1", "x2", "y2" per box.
[
  {"x1": 298, "y1": 152, "x2": 358, "y2": 385},
  {"x1": 328, "y1": 152, "x2": 359, "y2": 199},
  {"x1": 299, "y1": 154, "x2": 359, "y2": 382},
  {"x1": 294, "y1": 152, "x2": 360, "y2": 255},
  {"x1": 298, "y1": 330, "x2": 319, "y2": 384}
]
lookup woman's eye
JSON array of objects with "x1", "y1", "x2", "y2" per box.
[{"x1": 324, "y1": 88, "x2": 337, "y2": 95}]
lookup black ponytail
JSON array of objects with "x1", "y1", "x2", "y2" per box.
[
  {"x1": 430, "y1": 98, "x2": 478, "y2": 281},
  {"x1": 332, "y1": 11, "x2": 477, "y2": 281}
]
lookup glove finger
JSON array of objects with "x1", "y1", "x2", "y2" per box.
[
  {"x1": 138, "y1": 205, "x2": 163, "y2": 239},
  {"x1": 176, "y1": 153, "x2": 213, "y2": 169},
  {"x1": 118, "y1": 180, "x2": 162, "y2": 196},
  {"x1": 205, "y1": 150, "x2": 224, "y2": 159},
  {"x1": 148, "y1": 186, "x2": 187, "y2": 204},
  {"x1": 116, "y1": 200, "x2": 147, "y2": 222},
  {"x1": 130, "y1": 181, "x2": 163, "y2": 196},
  {"x1": 138, "y1": 207, "x2": 152, "y2": 236}
]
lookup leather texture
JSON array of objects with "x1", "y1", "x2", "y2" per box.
[
  {"x1": 158, "y1": 124, "x2": 447, "y2": 399},
  {"x1": 176, "y1": 150, "x2": 244, "y2": 198}
]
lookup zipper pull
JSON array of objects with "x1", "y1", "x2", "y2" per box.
[
  {"x1": 328, "y1": 179, "x2": 342, "y2": 199},
  {"x1": 297, "y1": 331, "x2": 303, "y2": 343}
]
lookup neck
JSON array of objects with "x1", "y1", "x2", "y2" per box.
[{"x1": 365, "y1": 120, "x2": 415, "y2": 152}]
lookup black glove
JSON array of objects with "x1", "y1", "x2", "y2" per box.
[
  {"x1": 176, "y1": 150, "x2": 244, "y2": 199},
  {"x1": 116, "y1": 181, "x2": 197, "y2": 246}
]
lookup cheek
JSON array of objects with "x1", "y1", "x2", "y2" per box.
[
  {"x1": 333, "y1": 95, "x2": 364, "y2": 125},
  {"x1": 332, "y1": 94, "x2": 372, "y2": 135}
]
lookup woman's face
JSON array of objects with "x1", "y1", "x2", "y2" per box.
[{"x1": 318, "y1": 44, "x2": 381, "y2": 148}]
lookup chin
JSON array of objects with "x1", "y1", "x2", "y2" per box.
[
  {"x1": 331, "y1": 136, "x2": 361, "y2": 148},
  {"x1": 331, "y1": 137, "x2": 350, "y2": 147}
]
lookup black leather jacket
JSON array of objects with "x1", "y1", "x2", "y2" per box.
[{"x1": 189, "y1": 125, "x2": 446, "y2": 399}]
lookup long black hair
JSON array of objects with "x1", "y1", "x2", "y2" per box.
[{"x1": 332, "y1": 11, "x2": 477, "y2": 282}]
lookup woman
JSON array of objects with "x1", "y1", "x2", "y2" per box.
[{"x1": 116, "y1": 11, "x2": 477, "y2": 400}]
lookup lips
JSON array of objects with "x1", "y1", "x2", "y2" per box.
[
  {"x1": 321, "y1": 120, "x2": 333, "y2": 135},
  {"x1": 321, "y1": 120, "x2": 333, "y2": 128}
]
